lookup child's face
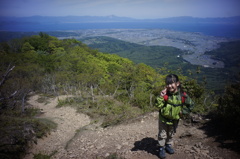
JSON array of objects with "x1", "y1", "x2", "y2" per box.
[{"x1": 166, "y1": 82, "x2": 179, "y2": 93}]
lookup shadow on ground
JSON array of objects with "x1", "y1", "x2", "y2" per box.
[
  {"x1": 131, "y1": 137, "x2": 159, "y2": 157},
  {"x1": 199, "y1": 116, "x2": 240, "y2": 155}
]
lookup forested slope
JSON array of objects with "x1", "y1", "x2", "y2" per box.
[
  {"x1": 81, "y1": 36, "x2": 240, "y2": 92},
  {"x1": 1, "y1": 33, "x2": 206, "y2": 111},
  {"x1": 81, "y1": 36, "x2": 186, "y2": 69}
]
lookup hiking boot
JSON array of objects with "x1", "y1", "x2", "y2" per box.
[
  {"x1": 165, "y1": 144, "x2": 174, "y2": 154},
  {"x1": 159, "y1": 147, "x2": 166, "y2": 159}
]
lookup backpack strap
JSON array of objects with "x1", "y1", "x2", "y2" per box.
[
  {"x1": 163, "y1": 94, "x2": 168, "y2": 101},
  {"x1": 181, "y1": 92, "x2": 187, "y2": 104},
  {"x1": 164, "y1": 92, "x2": 187, "y2": 104}
]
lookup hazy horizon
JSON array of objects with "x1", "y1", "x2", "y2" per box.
[
  {"x1": 1, "y1": 0, "x2": 240, "y2": 19},
  {"x1": 1, "y1": 15, "x2": 240, "y2": 19}
]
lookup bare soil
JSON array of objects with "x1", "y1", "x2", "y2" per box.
[{"x1": 24, "y1": 95, "x2": 240, "y2": 159}]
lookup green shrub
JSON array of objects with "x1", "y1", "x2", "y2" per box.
[
  {"x1": 0, "y1": 109, "x2": 57, "y2": 158},
  {"x1": 34, "y1": 153, "x2": 51, "y2": 159},
  {"x1": 34, "y1": 150, "x2": 57, "y2": 159}
]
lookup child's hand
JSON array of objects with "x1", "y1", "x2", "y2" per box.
[{"x1": 160, "y1": 88, "x2": 167, "y2": 97}]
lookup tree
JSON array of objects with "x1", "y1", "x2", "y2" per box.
[
  {"x1": 0, "y1": 65, "x2": 17, "y2": 109},
  {"x1": 21, "y1": 42, "x2": 35, "y2": 52}
]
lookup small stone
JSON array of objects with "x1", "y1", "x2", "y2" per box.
[
  {"x1": 116, "y1": 144, "x2": 122, "y2": 150},
  {"x1": 105, "y1": 153, "x2": 110, "y2": 157}
]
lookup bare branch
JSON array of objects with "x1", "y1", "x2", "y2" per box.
[
  {"x1": 97, "y1": 86, "x2": 105, "y2": 96},
  {"x1": 112, "y1": 84, "x2": 120, "y2": 97},
  {"x1": 0, "y1": 65, "x2": 15, "y2": 87},
  {"x1": 22, "y1": 91, "x2": 30, "y2": 113},
  {"x1": 0, "y1": 90, "x2": 18, "y2": 101}
]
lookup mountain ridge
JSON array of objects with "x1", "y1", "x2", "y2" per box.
[{"x1": 1, "y1": 15, "x2": 240, "y2": 24}]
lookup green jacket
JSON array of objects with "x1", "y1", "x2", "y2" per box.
[{"x1": 156, "y1": 90, "x2": 194, "y2": 125}]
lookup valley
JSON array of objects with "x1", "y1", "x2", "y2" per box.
[{"x1": 57, "y1": 29, "x2": 234, "y2": 68}]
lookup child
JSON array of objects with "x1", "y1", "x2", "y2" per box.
[{"x1": 156, "y1": 74, "x2": 194, "y2": 159}]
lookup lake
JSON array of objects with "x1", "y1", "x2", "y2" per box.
[{"x1": 1, "y1": 22, "x2": 240, "y2": 38}]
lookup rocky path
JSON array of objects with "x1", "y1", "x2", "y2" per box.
[
  {"x1": 24, "y1": 95, "x2": 240, "y2": 159},
  {"x1": 24, "y1": 95, "x2": 91, "y2": 159}
]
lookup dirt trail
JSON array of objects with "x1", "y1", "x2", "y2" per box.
[
  {"x1": 24, "y1": 95, "x2": 240, "y2": 159},
  {"x1": 24, "y1": 95, "x2": 91, "y2": 159}
]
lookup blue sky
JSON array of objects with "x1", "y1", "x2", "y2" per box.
[{"x1": 1, "y1": 0, "x2": 240, "y2": 19}]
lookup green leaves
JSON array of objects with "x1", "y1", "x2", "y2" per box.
[{"x1": 0, "y1": 33, "x2": 205, "y2": 115}]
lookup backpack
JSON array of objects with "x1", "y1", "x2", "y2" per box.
[{"x1": 163, "y1": 92, "x2": 187, "y2": 105}]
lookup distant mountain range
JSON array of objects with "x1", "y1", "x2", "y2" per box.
[{"x1": 1, "y1": 15, "x2": 240, "y2": 24}]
